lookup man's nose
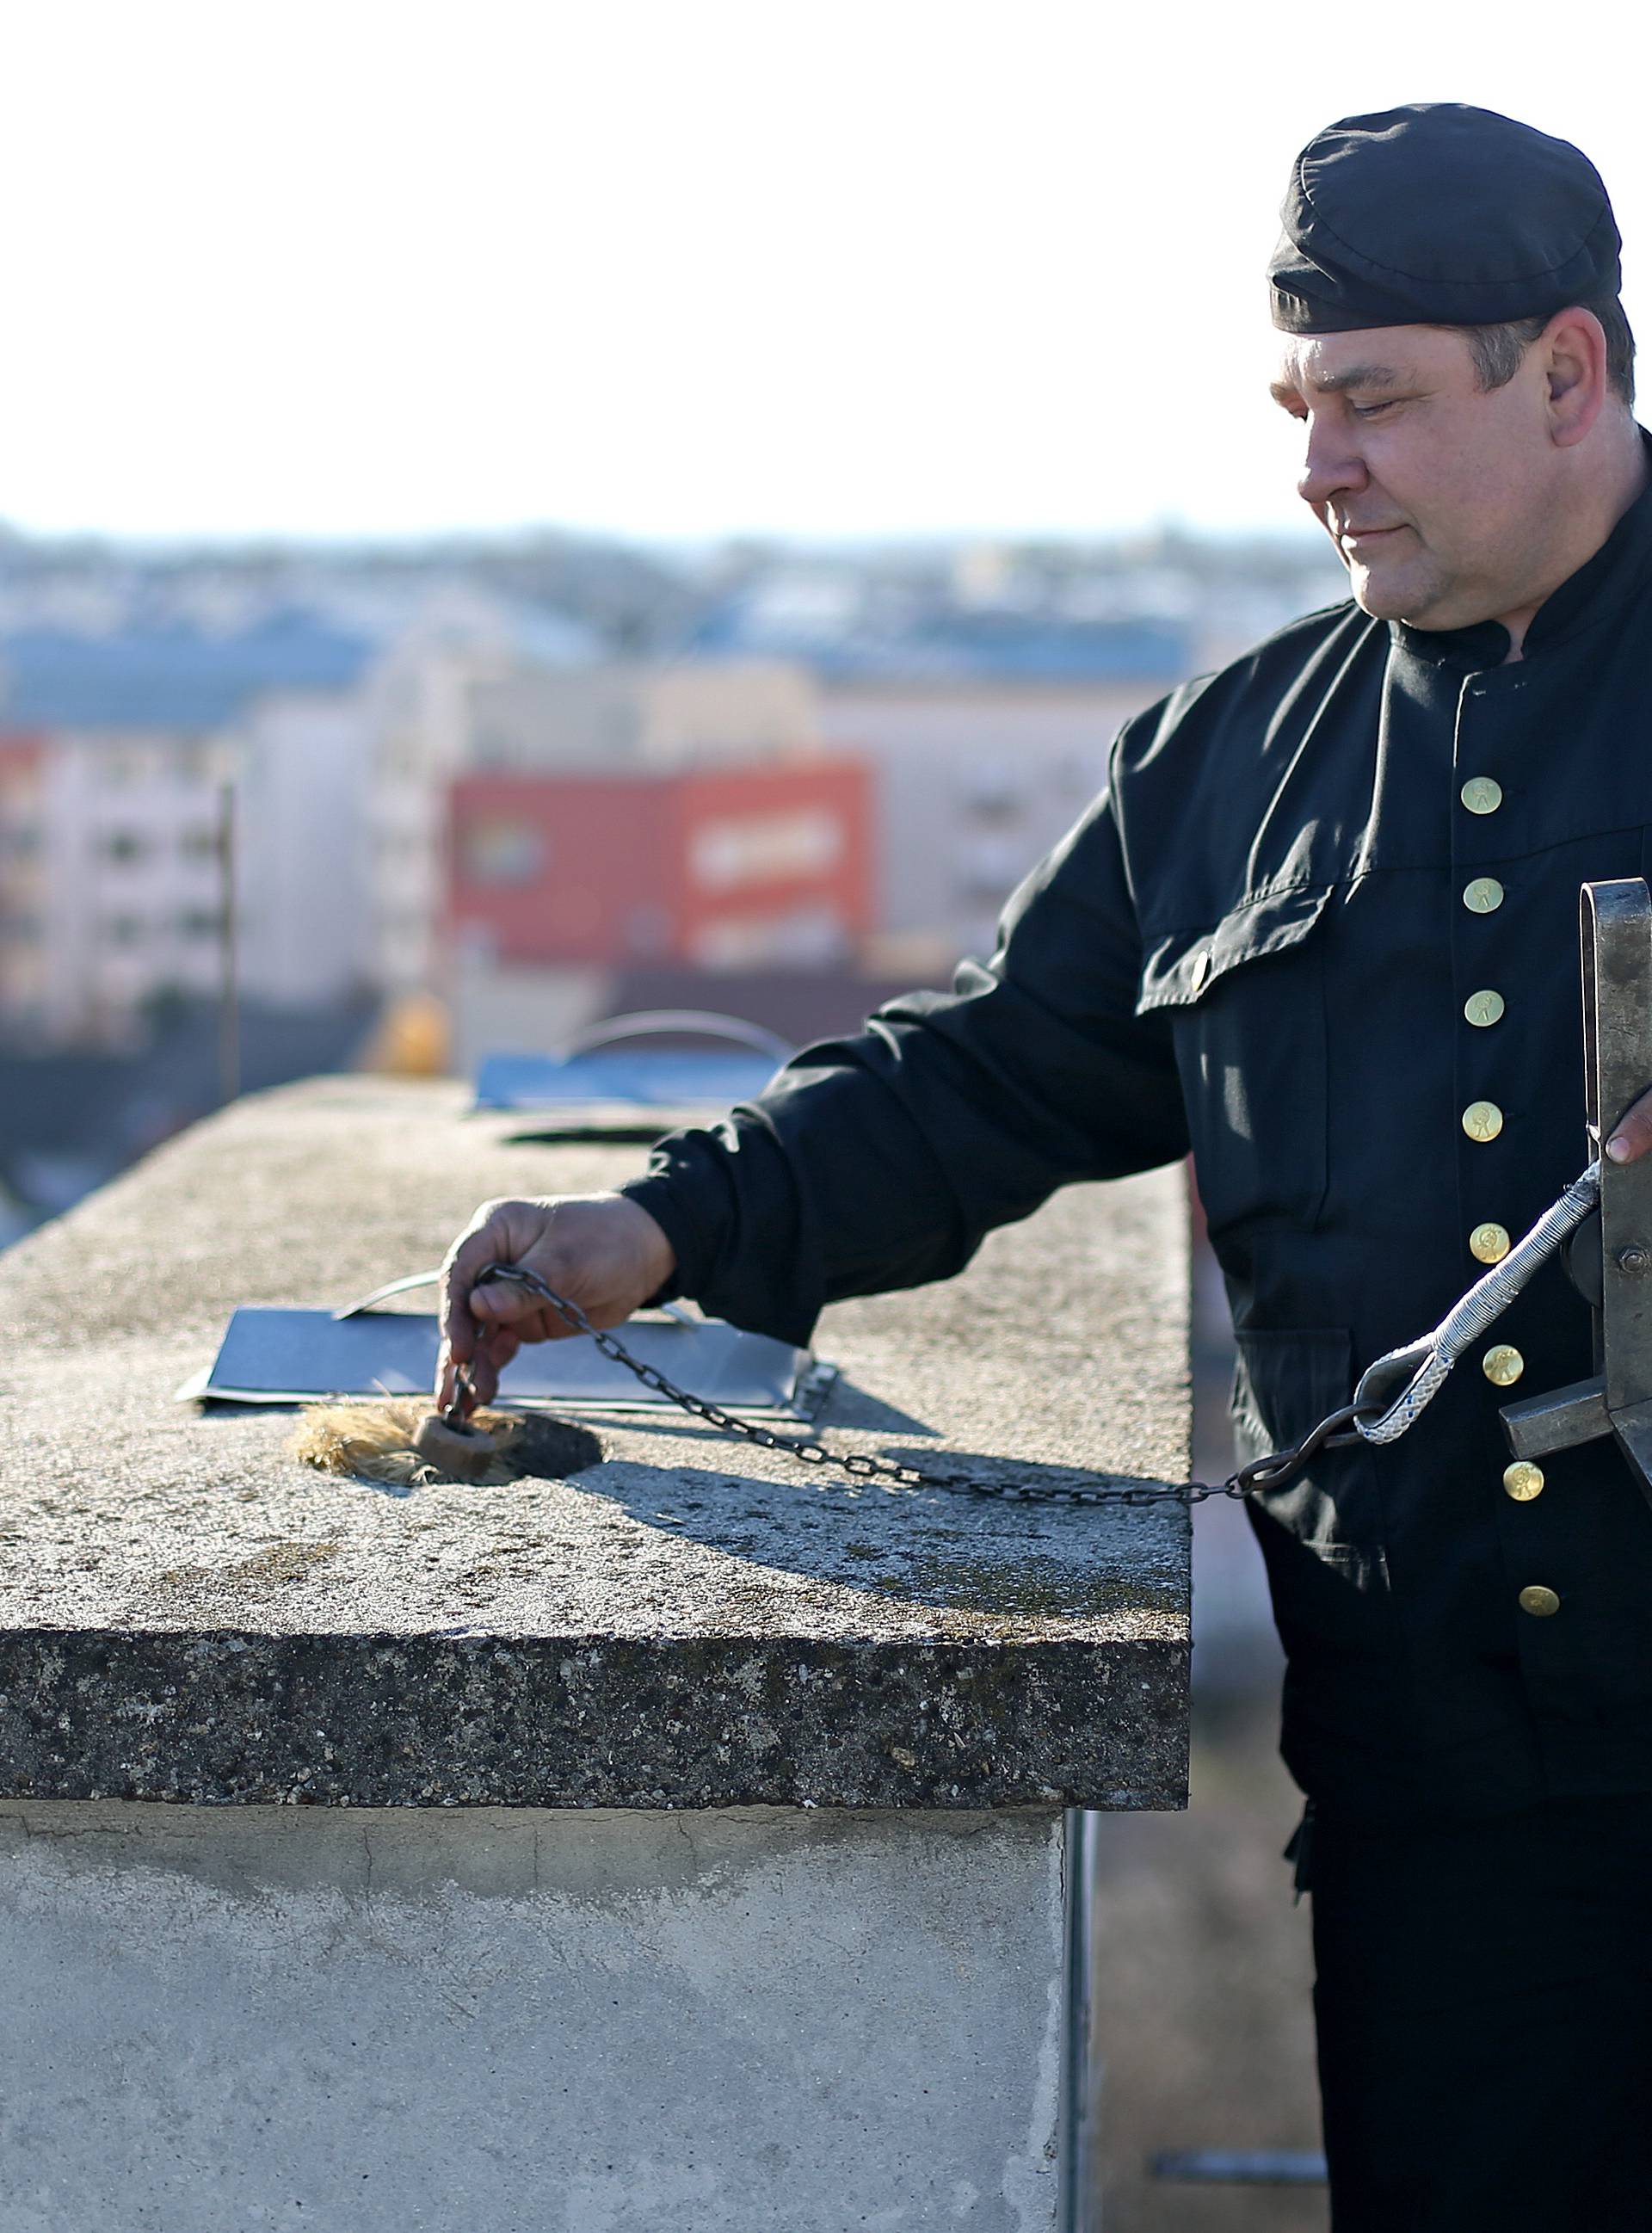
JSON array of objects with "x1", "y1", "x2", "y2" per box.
[{"x1": 1297, "y1": 416, "x2": 1367, "y2": 509}]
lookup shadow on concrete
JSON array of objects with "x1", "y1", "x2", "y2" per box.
[
  {"x1": 509, "y1": 1373, "x2": 943, "y2": 1444},
  {"x1": 563, "y1": 1452, "x2": 1187, "y2": 1621}
]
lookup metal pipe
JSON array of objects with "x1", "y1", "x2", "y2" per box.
[
  {"x1": 1058, "y1": 1808, "x2": 1100, "y2": 2230},
  {"x1": 217, "y1": 779, "x2": 239, "y2": 1107}
]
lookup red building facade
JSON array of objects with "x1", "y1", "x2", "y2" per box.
[{"x1": 448, "y1": 760, "x2": 873, "y2": 971}]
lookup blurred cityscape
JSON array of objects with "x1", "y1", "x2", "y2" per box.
[{"x1": 0, "y1": 517, "x2": 1341, "y2": 1243}]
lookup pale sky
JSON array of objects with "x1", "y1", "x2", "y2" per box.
[{"x1": 2, "y1": 1, "x2": 1648, "y2": 544}]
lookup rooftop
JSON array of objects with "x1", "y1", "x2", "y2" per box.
[
  {"x1": 0, "y1": 611, "x2": 376, "y2": 732},
  {"x1": 0, "y1": 1076, "x2": 1191, "y2": 1810}
]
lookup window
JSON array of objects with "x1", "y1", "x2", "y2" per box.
[
  {"x1": 688, "y1": 809, "x2": 843, "y2": 893},
  {"x1": 622, "y1": 901, "x2": 671, "y2": 959},
  {"x1": 1055, "y1": 750, "x2": 1103, "y2": 797},
  {"x1": 689, "y1": 904, "x2": 848, "y2": 970},
  {"x1": 961, "y1": 760, "x2": 1024, "y2": 820},
  {"x1": 955, "y1": 836, "x2": 1024, "y2": 904},
  {"x1": 463, "y1": 820, "x2": 546, "y2": 886},
  {"x1": 102, "y1": 830, "x2": 147, "y2": 865},
  {"x1": 98, "y1": 750, "x2": 153, "y2": 789}
]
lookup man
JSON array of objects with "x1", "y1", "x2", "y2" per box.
[{"x1": 439, "y1": 106, "x2": 1652, "y2": 2228}]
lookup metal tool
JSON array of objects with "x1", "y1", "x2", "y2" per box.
[
  {"x1": 1501, "y1": 878, "x2": 1652, "y2": 1505},
  {"x1": 332, "y1": 1268, "x2": 698, "y2": 1327},
  {"x1": 441, "y1": 1361, "x2": 479, "y2": 1432}
]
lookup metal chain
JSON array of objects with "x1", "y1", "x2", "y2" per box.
[
  {"x1": 459, "y1": 1261, "x2": 1359, "y2": 1509},
  {"x1": 443, "y1": 1162, "x2": 1596, "y2": 1510}
]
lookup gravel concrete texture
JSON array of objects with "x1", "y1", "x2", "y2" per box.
[
  {"x1": 0, "y1": 1798, "x2": 1067, "y2": 2233},
  {"x1": 0, "y1": 1077, "x2": 1192, "y2": 1808}
]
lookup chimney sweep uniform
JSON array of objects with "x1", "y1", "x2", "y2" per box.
[{"x1": 623, "y1": 105, "x2": 1652, "y2": 2232}]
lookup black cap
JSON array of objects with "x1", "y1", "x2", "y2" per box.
[{"x1": 1269, "y1": 103, "x2": 1622, "y2": 335}]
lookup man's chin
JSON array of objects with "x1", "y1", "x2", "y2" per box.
[{"x1": 1347, "y1": 561, "x2": 1435, "y2": 624}]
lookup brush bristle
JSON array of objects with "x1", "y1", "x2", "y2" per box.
[{"x1": 293, "y1": 1398, "x2": 525, "y2": 1486}]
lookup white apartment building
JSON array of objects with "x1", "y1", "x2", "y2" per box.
[
  {"x1": 817, "y1": 679, "x2": 1168, "y2": 972},
  {"x1": 464, "y1": 659, "x2": 822, "y2": 775},
  {"x1": 0, "y1": 588, "x2": 599, "y2": 1048},
  {"x1": 0, "y1": 742, "x2": 46, "y2": 1020},
  {"x1": 34, "y1": 731, "x2": 235, "y2": 1044},
  {"x1": 17, "y1": 709, "x2": 379, "y2": 1046}
]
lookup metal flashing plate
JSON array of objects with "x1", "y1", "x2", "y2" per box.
[
  {"x1": 180, "y1": 1308, "x2": 834, "y2": 1420},
  {"x1": 472, "y1": 1049, "x2": 782, "y2": 1113}
]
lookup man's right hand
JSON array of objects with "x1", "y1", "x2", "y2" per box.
[{"x1": 435, "y1": 1193, "x2": 677, "y2": 1416}]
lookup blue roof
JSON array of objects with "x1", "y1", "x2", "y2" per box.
[
  {"x1": 0, "y1": 610, "x2": 376, "y2": 732},
  {"x1": 688, "y1": 600, "x2": 1192, "y2": 684}
]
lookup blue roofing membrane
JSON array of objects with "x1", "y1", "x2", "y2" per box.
[
  {"x1": 0, "y1": 611, "x2": 375, "y2": 731},
  {"x1": 474, "y1": 1047, "x2": 785, "y2": 1112},
  {"x1": 689, "y1": 601, "x2": 1192, "y2": 682}
]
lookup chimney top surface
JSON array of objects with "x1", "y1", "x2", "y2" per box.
[{"x1": 0, "y1": 1078, "x2": 1191, "y2": 1810}]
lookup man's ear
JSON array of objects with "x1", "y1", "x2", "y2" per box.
[{"x1": 1544, "y1": 308, "x2": 1609, "y2": 448}]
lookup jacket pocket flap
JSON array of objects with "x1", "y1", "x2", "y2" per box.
[
  {"x1": 1230, "y1": 1325, "x2": 1353, "y2": 1459},
  {"x1": 1136, "y1": 883, "x2": 1336, "y2": 1015}
]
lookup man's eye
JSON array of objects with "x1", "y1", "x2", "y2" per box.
[{"x1": 1352, "y1": 400, "x2": 1396, "y2": 419}]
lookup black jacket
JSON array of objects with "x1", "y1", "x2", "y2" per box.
[{"x1": 625, "y1": 461, "x2": 1652, "y2": 1820}]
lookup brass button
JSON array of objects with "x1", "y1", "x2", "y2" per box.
[
  {"x1": 1464, "y1": 877, "x2": 1505, "y2": 914},
  {"x1": 1483, "y1": 1344, "x2": 1525, "y2": 1386},
  {"x1": 1470, "y1": 1222, "x2": 1511, "y2": 1263},
  {"x1": 1189, "y1": 947, "x2": 1212, "y2": 995},
  {"x1": 1519, "y1": 1584, "x2": 1561, "y2": 1618},
  {"x1": 1504, "y1": 1461, "x2": 1545, "y2": 1501},
  {"x1": 1463, "y1": 1100, "x2": 1505, "y2": 1142},
  {"x1": 1464, "y1": 989, "x2": 1506, "y2": 1028},
  {"x1": 1460, "y1": 776, "x2": 1504, "y2": 815}
]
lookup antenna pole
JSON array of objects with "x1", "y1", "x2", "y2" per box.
[{"x1": 218, "y1": 778, "x2": 240, "y2": 1107}]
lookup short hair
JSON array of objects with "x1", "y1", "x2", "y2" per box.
[{"x1": 1456, "y1": 294, "x2": 1636, "y2": 406}]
